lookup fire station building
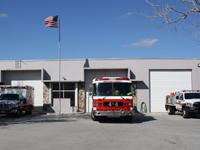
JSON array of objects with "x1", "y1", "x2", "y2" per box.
[{"x1": 0, "y1": 58, "x2": 200, "y2": 113}]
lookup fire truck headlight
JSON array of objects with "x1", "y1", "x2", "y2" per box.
[
  {"x1": 123, "y1": 102, "x2": 132, "y2": 106},
  {"x1": 93, "y1": 107, "x2": 97, "y2": 111},
  {"x1": 94, "y1": 102, "x2": 102, "y2": 107}
]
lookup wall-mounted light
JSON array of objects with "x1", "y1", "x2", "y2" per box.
[{"x1": 62, "y1": 77, "x2": 67, "y2": 80}]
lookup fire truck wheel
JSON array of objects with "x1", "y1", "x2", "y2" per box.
[
  {"x1": 124, "y1": 116, "x2": 133, "y2": 122},
  {"x1": 91, "y1": 112, "x2": 98, "y2": 121}
]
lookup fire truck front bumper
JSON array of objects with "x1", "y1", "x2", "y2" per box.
[{"x1": 93, "y1": 110, "x2": 133, "y2": 118}]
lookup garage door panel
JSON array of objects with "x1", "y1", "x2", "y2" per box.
[{"x1": 150, "y1": 71, "x2": 191, "y2": 112}]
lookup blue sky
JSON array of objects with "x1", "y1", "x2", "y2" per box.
[{"x1": 0, "y1": 0, "x2": 199, "y2": 60}]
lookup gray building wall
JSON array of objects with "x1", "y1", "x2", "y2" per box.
[
  {"x1": 0, "y1": 58, "x2": 200, "y2": 112},
  {"x1": 17, "y1": 60, "x2": 85, "y2": 81},
  {"x1": 0, "y1": 59, "x2": 85, "y2": 82},
  {"x1": 84, "y1": 69, "x2": 128, "y2": 91},
  {"x1": 1, "y1": 70, "x2": 42, "y2": 85}
]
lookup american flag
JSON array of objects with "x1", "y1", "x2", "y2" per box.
[{"x1": 44, "y1": 16, "x2": 58, "y2": 28}]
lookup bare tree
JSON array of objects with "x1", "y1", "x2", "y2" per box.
[{"x1": 146, "y1": 0, "x2": 200, "y2": 27}]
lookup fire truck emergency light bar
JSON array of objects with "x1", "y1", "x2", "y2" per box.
[{"x1": 95, "y1": 77, "x2": 129, "y2": 81}]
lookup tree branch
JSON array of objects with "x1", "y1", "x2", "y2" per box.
[{"x1": 146, "y1": 0, "x2": 200, "y2": 25}]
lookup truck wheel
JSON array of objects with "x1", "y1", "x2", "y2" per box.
[
  {"x1": 124, "y1": 116, "x2": 133, "y2": 122},
  {"x1": 183, "y1": 108, "x2": 190, "y2": 118},
  {"x1": 25, "y1": 110, "x2": 32, "y2": 115},
  {"x1": 168, "y1": 107, "x2": 175, "y2": 115},
  {"x1": 25, "y1": 106, "x2": 33, "y2": 115},
  {"x1": 16, "y1": 109, "x2": 22, "y2": 117},
  {"x1": 91, "y1": 112, "x2": 98, "y2": 121}
]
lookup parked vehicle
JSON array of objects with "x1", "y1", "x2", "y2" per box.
[
  {"x1": 91, "y1": 77, "x2": 137, "y2": 121},
  {"x1": 0, "y1": 86, "x2": 34, "y2": 115},
  {"x1": 165, "y1": 90, "x2": 200, "y2": 118}
]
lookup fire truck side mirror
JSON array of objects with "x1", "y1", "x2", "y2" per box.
[{"x1": 89, "y1": 85, "x2": 92, "y2": 92}]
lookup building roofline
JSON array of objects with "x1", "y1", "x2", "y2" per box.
[
  {"x1": 43, "y1": 80, "x2": 84, "y2": 83},
  {"x1": 1, "y1": 57, "x2": 200, "y2": 62},
  {"x1": 84, "y1": 67, "x2": 129, "y2": 70},
  {"x1": 1, "y1": 68, "x2": 44, "y2": 71}
]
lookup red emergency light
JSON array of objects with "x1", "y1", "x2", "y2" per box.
[
  {"x1": 95, "y1": 77, "x2": 110, "y2": 81},
  {"x1": 115, "y1": 77, "x2": 129, "y2": 80},
  {"x1": 95, "y1": 77, "x2": 130, "y2": 81}
]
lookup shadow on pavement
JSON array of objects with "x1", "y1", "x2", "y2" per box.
[
  {"x1": 0, "y1": 113, "x2": 77, "y2": 127},
  {"x1": 0, "y1": 112, "x2": 158, "y2": 126},
  {"x1": 98, "y1": 112, "x2": 156, "y2": 124},
  {"x1": 173, "y1": 112, "x2": 200, "y2": 119},
  {"x1": 193, "y1": 114, "x2": 200, "y2": 119}
]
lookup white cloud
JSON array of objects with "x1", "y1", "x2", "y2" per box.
[
  {"x1": 116, "y1": 11, "x2": 136, "y2": 19},
  {"x1": 0, "y1": 13, "x2": 8, "y2": 18},
  {"x1": 119, "y1": 11, "x2": 156, "y2": 20},
  {"x1": 125, "y1": 12, "x2": 134, "y2": 16},
  {"x1": 126, "y1": 38, "x2": 159, "y2": 48}
]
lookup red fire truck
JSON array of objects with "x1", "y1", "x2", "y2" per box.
[{"x1": 91, "y1": 77, "x2": 137, "y2": 121}]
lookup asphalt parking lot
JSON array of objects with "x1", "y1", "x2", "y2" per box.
[{"x1": 0, "y1": 113, "x2": 200, "y2": 150}]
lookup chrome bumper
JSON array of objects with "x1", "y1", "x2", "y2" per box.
[{"x1": 93, "y1": 110, "x2": 133, "y2": 117}]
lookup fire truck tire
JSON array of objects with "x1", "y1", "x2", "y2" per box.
[
  {"x1": 183, "y1": 108, "x2": 190, "y2": 118},
  {"x1": 124, "y1": 116, "x2": 133, "y2": 122},
  {"x1": 91, "y1": 112, "x2": 98, "y2": 121}
]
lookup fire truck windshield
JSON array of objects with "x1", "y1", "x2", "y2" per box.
[{"x1": 93, "y1": 83, "x2": 132, "y2": 96}]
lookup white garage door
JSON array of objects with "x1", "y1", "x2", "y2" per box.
[{"x1": 150, "y1": 71, "x2": 192, "y2": 112}]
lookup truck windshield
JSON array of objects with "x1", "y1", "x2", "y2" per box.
[
  {"x1": 94, "y1": 83, "x2": 132, "y2": 96},
  {"x1": 0, "y1": 94, "x2": 19, "y2": 100},
  {"x1": 184, "y1": 93, "x2": 200, "y2": 99}
]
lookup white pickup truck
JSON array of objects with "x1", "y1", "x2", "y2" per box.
[{"x1": 165, "y1": 90, "x2": 200, "y2": 118}]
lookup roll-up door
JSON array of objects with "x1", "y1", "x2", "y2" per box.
[{"x1": 150, "y1": 71, "x2": 192, "y2": 112}]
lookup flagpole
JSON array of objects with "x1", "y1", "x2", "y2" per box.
[
  {"x1": 58, "y1": 16, "x2": 61, "y2": 115},
  {"x1": 44, "y1": 15, "x2": 62, "y2": 114}
]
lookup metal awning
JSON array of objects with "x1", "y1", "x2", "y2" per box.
[
  {"x1": 130, "y1": 79, "x2": 143, "y2": 82},
  {"x1": 42, "y1": 80, "x2": 84, "y2": 83}
]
